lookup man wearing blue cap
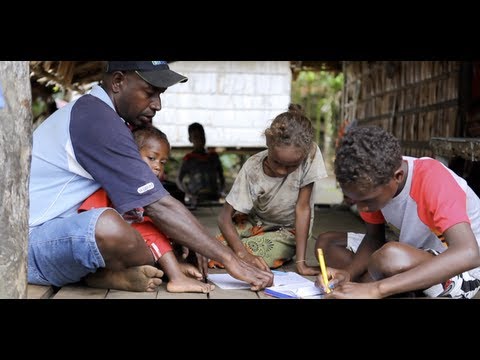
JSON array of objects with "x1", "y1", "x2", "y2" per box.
[{"x1": 28, "y1": 61, "x2": 273, "y2": 292}]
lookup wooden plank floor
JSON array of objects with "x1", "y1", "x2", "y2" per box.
[
  {"x1": 26, "y1": 264, "x2": 317, "y2": 299},
  {"x1": 26, "y1": 205, "x2": 362, "y2": 299}
]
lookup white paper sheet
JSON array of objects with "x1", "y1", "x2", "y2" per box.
[
  {"x1": 207, "y1": 273, "x2": 251, "y2": 289},
  {"x1": 270, "y1": 270, "x2": 313, "y2": 286}
]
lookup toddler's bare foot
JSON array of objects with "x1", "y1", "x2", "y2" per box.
[
  {"x1": 85, "y1": 265, "x2": 164, "y2": 292},
  {"x1": 178, "y1": 262, "x2": 203, "y2": 280},
  {"x1": 166, "y1": 276, "x2": 215, "y2": 293}
]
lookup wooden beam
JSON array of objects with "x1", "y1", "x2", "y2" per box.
[{"x1": 430, "y1": 137, "x2": 480, "y2": 161}]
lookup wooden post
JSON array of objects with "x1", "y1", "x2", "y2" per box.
[{"x1": 0, "y1": 61, "x2": 32, "y2": 298}]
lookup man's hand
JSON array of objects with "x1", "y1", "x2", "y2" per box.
[{"x1": 223, "y1": 255, "x2": 273, "y2": 291}]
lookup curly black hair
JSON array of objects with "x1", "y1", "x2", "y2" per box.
[
  {"x1": 264, "y1": 104, "x2": 314, "y2": 156},
  {"x1": 334, "y1": 126, "x2": 402, "y2": 189}
]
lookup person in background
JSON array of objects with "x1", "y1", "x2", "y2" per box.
[
  {"x1": 212, "y1": 104, "x2": 328, "y2": 276},
  {"x1": 316, "y1": 126, "x2": 480, "y2": 298},
  {"x1": 28, "y1": 61, "x2": 273, "y2": 292},
  {"x1": 176, "y1": 122, "x2": 225, "y2": 209}
]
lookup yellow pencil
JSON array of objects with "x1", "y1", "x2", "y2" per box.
[{"x1": 317, "y1": 248, "x2": 331, "y2": 294}]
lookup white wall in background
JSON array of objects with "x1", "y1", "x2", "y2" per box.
[{"x1": 153, "y1": 61, "x2": 291, "y2": 148}]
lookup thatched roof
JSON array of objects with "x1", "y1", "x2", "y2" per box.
[
  {"x1": 290, "y1": 61, "x2": 342, "y2": 73},
  {"x1": 30, "y1": 61, "x2": 106, "y2": 93},
  {"x1": 30, "y1": 61, "x2": 342, "y2": 93}
]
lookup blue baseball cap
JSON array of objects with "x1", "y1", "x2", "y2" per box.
[{"x1": 106, "y1": 61, "x2": 188, "y2": 88}]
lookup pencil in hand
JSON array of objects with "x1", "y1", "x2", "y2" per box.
[{"x1": 317, "y1": 248, "x2": 331, "y2": 294}]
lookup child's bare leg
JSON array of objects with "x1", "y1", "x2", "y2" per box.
[
  {"x1": 158, "y1": 251, "x2": 215, "y2": 293},
  {"x1": 85, "y1": 265, "x2": 164, "y2": 292},
  {"x1": 315, "y1": 231, "x2": 354, "y2": 269}
]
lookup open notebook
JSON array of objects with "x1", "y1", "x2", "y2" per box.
[
  {"x1": 207, "y1": 271, "x2": 324, "y2": 299},
  {"x1": 264, "y1": 271, "x2": 324, "y2": 299}
]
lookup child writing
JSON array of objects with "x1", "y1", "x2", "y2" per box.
[
  {"x1": 80, "y1": 126, "x2": 214, "y2": 293},
  {"x1": 176, "y1": 122, "x2": 225, "y2": 209},
  {"x1": 316, "y1": 126, "x2": 480, "y2": 298},
  {"x1": 212, "y1": 104, "x2": 328, "y2": 275}
]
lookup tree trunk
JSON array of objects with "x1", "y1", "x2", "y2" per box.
[{"x1": 0, "y1": 61, "x2": 32, "y2": 298}]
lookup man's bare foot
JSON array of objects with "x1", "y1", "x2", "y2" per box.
[
  {"x1": 85, "y1": 265, "x2": 164, "y2": 292},
  {"x1": 178, "y1": 262, "x2": 203, "y2": 280},
  {"x1": 166, "y1": 276, "x2": 215, "y2": 293}
]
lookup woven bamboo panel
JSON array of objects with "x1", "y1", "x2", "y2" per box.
[{"x1": 342, "y1": 61, "x2": 461, "y2": 157}]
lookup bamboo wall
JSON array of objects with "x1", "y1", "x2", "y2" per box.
[{"x1": 341, "y1": 61, "x2": 461, "y2": 157}]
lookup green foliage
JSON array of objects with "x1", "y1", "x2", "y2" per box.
[
  {"x1": 291, "y1": 71, "x2": 344, "y2": 173},
  {"x1": 32, "y1": 98, "x2": 47, "y2": 118},
  {"x1": 220, "y1": 153, "x2": 244, "y2": 190}
]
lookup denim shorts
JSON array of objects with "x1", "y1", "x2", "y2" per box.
[{"x1": 28, "y1": 208, "x2": 109, "y2": 287}]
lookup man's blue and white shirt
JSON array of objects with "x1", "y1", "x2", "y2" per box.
[{"x1": 29, "y1": 85, "x2": 168, "y2": 228}]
